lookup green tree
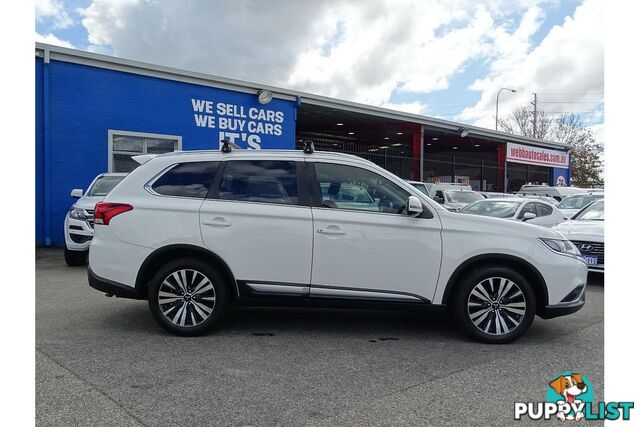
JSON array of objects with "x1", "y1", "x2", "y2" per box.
[{"x1": 498, "y1": 107, "x2": 603, "y2": 187}]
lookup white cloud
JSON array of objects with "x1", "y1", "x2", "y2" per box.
[
  {"x1": 459, "y1": 0, "x2": 604, "y2": 129},
  {"x1": 35, "y1": 32, "x2": 74, "y2": 48},
  {"x1": 75, "y1": 0, "x2": 602, "y2": 135},
  {"x1": 380, "y1": 101, "x2": 429, "y2": 115},
  {"x1": 36, "y1": 0, "x2": 73, "y2": 29},
  {"x1": 78, "y1": 1, "x2": 556, "y2": 103}
]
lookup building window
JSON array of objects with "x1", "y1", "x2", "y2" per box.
[{"x1": 108, "y1": 130, "x2": 182, "y2": 172}]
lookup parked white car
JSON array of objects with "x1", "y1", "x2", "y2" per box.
[
  {"x1": 88, "y1": 147, "x2": 587, "y2": 343},
  {"x1": 407, "y1": 180, "x2": 430, "y2": 196},
  {"x1": 459, "y1": 198, "x2": 565, "y2": 227},
  {"x1": 479, "y1": 192, "x2": 517, "y2": 199},
  {"x1": 64, "y1": 173, "x2": 127, "y2": 266},
  {"x1": 556, "y1": 193, "x2": 604, "y2": 219},
  {"x1": 407, "y1": 181, "x2": 471, "y2": 198},
  {"x1": 552, "y1": 199, "x2": 604, "y2": 273},
  {"x1": 518, "y1": 184, "x2": 586, "y2": 202},
  {"x1": 432, "y1": 189, "x2": 485, "y2": 211}
]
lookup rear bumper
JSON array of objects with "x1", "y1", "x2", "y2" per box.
[{"x1": 88, "y1": 267, "x2": 144, "y2": 300}]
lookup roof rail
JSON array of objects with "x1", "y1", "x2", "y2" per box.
[
  {"x1": 220, "y1": 138, "x2": 241, "y2": 153},
  {"x1": 302, "y1": 139, "x2": 315, "y2": 154}
]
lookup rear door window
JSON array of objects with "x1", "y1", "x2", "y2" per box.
[
  {"x1": 535, "y1": 202, "x2": 553, "y2": 217},
  {"x1": 151, "y1": 161, "x2": 219, "y2": 198},
  {"x1": 518, "y1": 202, "x2": 537, "y2": 219},
  {"x1": 217, "y1": 160, "x2": 299, "y2": 205}
]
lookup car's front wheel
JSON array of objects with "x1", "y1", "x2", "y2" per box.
[
  {"x1": 64, "y1": 247, "x2": 88, "y2": 266},
  {"x1": 453, "y1": 266, "x2": 536, "y2": 344},
  {"x1": 147, "y1": 258, "x2": 228, "y2": 336}
]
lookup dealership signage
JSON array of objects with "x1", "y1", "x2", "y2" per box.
[
  {"x1": 190, "y1": 98, "x2": 291, "y2": 150},
  {"x1": 506, "y1": 142, "x2": 569, "y2": 169}
]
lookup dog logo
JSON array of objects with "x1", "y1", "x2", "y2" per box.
[
  {"x1": 547, "y1": 373, "x2": 591, "y2": 421},
  {"x1": 515, "y1": 372, "x2": 633, "y2": 421}
]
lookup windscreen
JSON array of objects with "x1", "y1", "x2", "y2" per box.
[{"x1": 87, "y1": 175, "x2": 126, "y2": 196}]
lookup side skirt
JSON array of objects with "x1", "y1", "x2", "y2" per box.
[{"x1": 236, "y1": 280, "x2": 431, "y2": 309}]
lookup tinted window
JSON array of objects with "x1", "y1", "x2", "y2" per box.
[
  {"x1": 518, "y1": 202, "x2": 536, "y2": 219},
  {"x1": 314, "y1": 163, "x2": 409, "y2": 214},
  {"x1": 218, "y1": 160, "x2": 299, "y2": 205},
  {"x1": 152, "y1": 162, "x2": 219, "y2": 198},
  {"x1": 536, "y1": 203, "x2": 553, "y2": 217}
]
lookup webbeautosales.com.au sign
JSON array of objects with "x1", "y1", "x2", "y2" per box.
[
  {"x1": 506, "y1": 142, "x2": 569, "y2": 169},
  {"x1": 191, "y1": 98, "x2": 287, "y2": 149}
]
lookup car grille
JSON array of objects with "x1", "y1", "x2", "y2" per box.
[
  {"x1": 85, "y1": 209, "x2": 95, "y2": 228},
  {"x1": 571, "y1": 240, "x2": 604, "y2": 265}
]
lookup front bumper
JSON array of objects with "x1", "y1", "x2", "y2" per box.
[
  {"x1": 88, "y1": 267, "x2": 144, "y2": 300},
  {"x1": 64, "y1": 214, "x2": 94, "y2": 251},
  {"x1": 538, "y1": 283, "x2": 586, "y2": 319}
]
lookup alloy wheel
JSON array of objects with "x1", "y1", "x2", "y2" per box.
[
  {"x1": 467, "y1": 277, "x2": 526, "y2": 336},
  {"x1": 157, "y1": 269, "x2": 216, "y2": 327}
]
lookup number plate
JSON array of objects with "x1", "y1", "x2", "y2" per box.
[{"x1": 583, "y1": 255, "x2": 598, "y2": 265}]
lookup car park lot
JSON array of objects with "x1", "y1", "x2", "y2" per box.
[{"x1": 37, "y1": 249, "x2": 604, "y2": 426}]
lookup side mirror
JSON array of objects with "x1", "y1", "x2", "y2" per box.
[
  {"x1": 522, "y1": 212, "x2": 537, "y2": 221},
  {"x1": 434, "y1": 195, "x2": 445, "y2": 204},
  {"x1": 407, "y1": 196, "x2": 423, "y2": 216},
  {"x1": 70, "y1": 188, "x2": 83, "y2": 198}
]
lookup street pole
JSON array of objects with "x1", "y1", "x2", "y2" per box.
[
  {"x1": 495, "y1": 88, "x2": 516, "y2": 131},
  {"x1": 531, "y1": 92, "x2": 538, "y2": 138}
]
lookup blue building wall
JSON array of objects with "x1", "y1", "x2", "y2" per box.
[
  {"x1": 35, "y1": 57, "x2": 297, "y2": 246},
  {"x1": 36, "y1": 58, "x2": 45, "y2": 245}
]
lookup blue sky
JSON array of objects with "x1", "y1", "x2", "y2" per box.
[{"x1": 36, "y1": 0, "x2": 603, "y2": 141}]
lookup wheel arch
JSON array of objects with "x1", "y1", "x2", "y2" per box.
[
  {"x1": 441, "y1": 254, "x2": 548, "y2": 313},
  {"x1": 135, "y1": 244, "x2": 237, "y2": 299}
]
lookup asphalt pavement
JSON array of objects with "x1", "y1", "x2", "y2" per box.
[{"x1": 36, "y1": 248, "x2": 604, "y2": 426}]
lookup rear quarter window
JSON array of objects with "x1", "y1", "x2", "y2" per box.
[{"x1": 151, "y1": 161, "x2": 219, "y2": 198}]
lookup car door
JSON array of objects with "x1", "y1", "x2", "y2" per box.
[
  {"x1": 308, "y1": 160, "x2": 442, "y2": 302},
  {"x1": 534, "y1": 202, "x2": 556, "y2": 227},
  {"x1": 199, "y1": 158, "x2": 313, "y2": 295}
]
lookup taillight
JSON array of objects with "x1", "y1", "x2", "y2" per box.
[{"x1": 94, "y1": 203, "x2": 133, "y2": 225}]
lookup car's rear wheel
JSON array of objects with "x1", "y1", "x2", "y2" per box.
[
  {"x1": 64, "y1": 247, "x2": 88, "y2": 266},
  {"x1": 147, "y1": 259, "x2": 228, "y2": 336},
  {"x1": 453, "y1": 266, "x2": 536, "y2": 344}
]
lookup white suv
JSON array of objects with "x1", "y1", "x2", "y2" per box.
[
  {"x1": 64, "y1": 173, "x2": 127, "y2": 266},
  {"x1": 88, "y1": 148, "x2": 588, "y2": 343}
]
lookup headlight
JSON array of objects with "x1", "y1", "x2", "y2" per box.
[
  {"x1": 539, "y1": 238, "x2": 582, "y2": 259},
  {"x1": 68, "y1": 207, "x2": 87, "y2": 220}
]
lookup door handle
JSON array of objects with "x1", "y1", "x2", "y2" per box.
[
  {"x1": 202, "y1": 217, "x2": 232, "y2": 227},
  {"x1": 317, "y1": 225, "x2": 346, "y2": 235}
]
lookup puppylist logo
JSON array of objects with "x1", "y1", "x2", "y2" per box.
[{"x1": 514, "y1": 372, "x2": 634, "y2": 421}]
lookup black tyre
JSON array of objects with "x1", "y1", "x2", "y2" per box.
[
  {"x1": 64, "y1": 247, "x2": 88, "y2": 266},
  {"x1": 452, "y1": 266, "x2": 536, "y2": 344},
  {"x1": 147, "y1": 258, "x2": 228, "y2": 336}
]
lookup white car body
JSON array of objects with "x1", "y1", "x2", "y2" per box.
[
  {"x1": 88, "y1": 149, "x2": 587, "y2": 342},
  {"x1": 407, "y1": 181, "x2": 471, "y2": 198},
  {"x1": 64, "y1": 173, "x2": 128, "y2": 253},
  {"x1": 553, "y1": 200, "x2": 604, "y2": 273},
  {"x1": 518, "y1": 185, "x2": 587, "y2": 202},
  {"x1": 460, "y1": 198, "x2": 566, "y2": 228},
  {"x1": 556, "y1": 193, "x2": 605, "y2": 219}
]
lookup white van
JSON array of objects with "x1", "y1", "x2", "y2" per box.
[{"x1": 517, "y1": 185, "x2": 586, "y2": 202}]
